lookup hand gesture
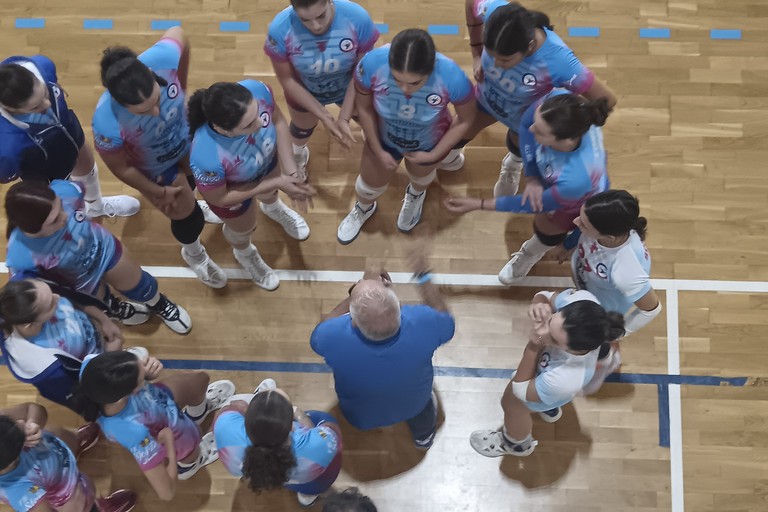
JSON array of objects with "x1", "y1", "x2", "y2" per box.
[
  {"x1": 152, "y1": 186, "x2": 183, "y2": 214},
  {"x1": 377, "y1": 149, "x2": 400, "y2": 172},
  {"x1": 473, "y1": 56, "x2": 484, "y2": 83},
  {"x1": 143, "y1": 356, "x2": 164, "y2": 381},
  {"x1": 443, "y1": 196, "x2": 482, "y2": 214},
  {"x1": 17, "y1": 420, "x2": 42, "y2": 447},
  {"x1": 402, "y1": 151, "x2": 436, "y2": 166},
  {"x1": 521, "y1": 180, "x2": 544, "y2": 212},
  {"x1": 550, "y1": 244, "x2": 574, "y2": 265},
  {"x1": 278, "y1": 176, "x2": 317, "y2": 212},
  {"x1": 335, "y1": 117, "x2": 356, "y2": 150},
  {"x1": 528, "y1": 302, "x2": 553, "y2": 325},
  {"x1": 320, "y1": 114, "x2": 347, "y2": 148},
  {"x1": 99, "y1": 319, "x2": 124, "y2": 348}
]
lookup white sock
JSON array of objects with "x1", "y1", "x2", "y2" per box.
[
  {"x1": 70, "y1": 164, "x2": 104, "y2": 209},
  {"x1": 521, "y1": 234, "x2": 554, "y2": 258},
  {"x1": 234, "y1": 244, "x2": 257, "y2": 259},
  {"x1": 182, "y1": 239, "x2": 205, "y2": 259},
  {"x1": 145, "y1": 291, "x2": 162, "y2": 307},
  {"x1": 508, "y1": 152, "x2": 522, "y2": 163},
  {"x1": 502, "y1": 428, "x2": 532, "y2": 446},
  {"x1": 186, "y1": 399, "x2": 208, "y2": 419},
  {"x1": 292, "y1": 143, "x2": 307, "y2": 154},
  {"x1": 260, "y1": 198, "x2": 283, "y2": 212},
  {"x1": 356, "y1": 200, "x2": 373, "y2": 211}
]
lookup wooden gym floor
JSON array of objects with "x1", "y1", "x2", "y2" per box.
[{"x1": 1, "y1": 0, "x2": 767, "y2": 510}]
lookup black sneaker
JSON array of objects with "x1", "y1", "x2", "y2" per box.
[
  {"x1": 108, "y1": 300, "x2": 150, "y2": 326},
  {"x1": 149, "y1": 294, "x2": 192, "y2": 334}
]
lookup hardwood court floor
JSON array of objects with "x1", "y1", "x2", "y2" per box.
[{"x1": 1, "y1": 0, "x2": 768, "y2": 510}]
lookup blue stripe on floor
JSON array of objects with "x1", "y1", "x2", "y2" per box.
[
  {"x1": 568, "y1": 26, "x2": 600, "y2": 37},
  {"x1": 375, "y1": 23, "x2": 390, "y2": 34},
  {"x1": 220, "y1": 21, "x2": 250, "y2": 32},
  {"x1": 83, "y1": 19, "x2": 113, "y2": 30},
  {"x1": 657, "y1": 384, "x2": 670, "y2": 447},
  {"x1": 15, "y1": 18, "x2": 45, "y2": 29},
  {"x1": 710, "y1": 29, "x2": 742, "y2": 40},
  {"x1": 640, "y1": 28, "x2": 670, "y2": 39},
  {"x1": 151, "y1": 20, "x2": 181, "y2": 30},
  {"x1": 428, "y1": 24, "x2": 460, "y2": 36}
]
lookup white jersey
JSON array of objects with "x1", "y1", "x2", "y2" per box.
[
  {"x1": 529, "y1": 289, "x2": 601, "y2": 411},
  {"x1": 571, "y1": 230, "x2": 652, "y2": 315}
]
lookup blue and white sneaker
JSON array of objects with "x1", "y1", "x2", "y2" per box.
[
  {"x1": 177, "y1": 432, "x2": 218, "y2": 481},
  {"x1": 538, "y1": 407, "x2": 562, "y2": 423},
  {"x1": 469, "y1": 430, "x2": 537, "y2": 457},
  {"x1": 397, "y1": 185, "x2": 426, "y2": 233}
]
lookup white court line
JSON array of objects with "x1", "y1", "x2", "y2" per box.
[{"x1": 665, "y1": 286, "x2": 685, "y2": 512}]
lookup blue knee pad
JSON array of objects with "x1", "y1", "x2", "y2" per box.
[{"x1": 120, "y1": 271, "x2": 159, "y2": 303}]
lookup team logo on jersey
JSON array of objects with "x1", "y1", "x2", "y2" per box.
[
  {"x1": 339, "y1": 38, "x2": 355, "y2": 52},
  {"x1": 426, "y1": 93, "x2": 443, "y2": 106},
  {"x1": 596, "y1": 263, "x2": 608, "y2": 279},
  {"x1": 260, "y1": 111, "x2": 271, "y2": 127},
  {"x1": 74, "y1": 210, "x2": 86, "y2": 222},
  {"x1": 167, "y1": 83, "x2": 179, "y2": 99},
  {"x1": 543, "y1": 164, "x2": 555, "y2": 179},
  {"x1": 267, "y1": 36, "x2": 278, "y2": 48},
  {"x1": 522, "y1": 73, "x2": 537, "y2": 86},
  {"x1": 539, "y1": 352, "x2": 551, "y2": 368},
  {"x1": 140, "y1": 437, "x2": 151, "y2": 447}
]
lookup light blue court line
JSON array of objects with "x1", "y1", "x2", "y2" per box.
[
  {"x1": 375, "y1": 23, "x2": 389, "y2": 35},
  {"x1": 640, "y1": 28, "x2": 670, "y2": 39},
  {"x1": 83, "y1": 19, "x2": 113, "y2": 30},
  {"x1": 220, "y1": 21, "x2": 250, "y2": 32},
  {"x1": 15, "y1": 18, "x2": 45, "y2": 29},
  {"x1": 710, "y1": 29, "x2": 742, "y2": 40},
  {"x1": 568, "y1": 26, "x2": 600, "y2": 38},
  {"x1": 658, "y1": 384, "x2": 670, "y2": 447},
  {"x1": 428, "y1": 24, "x2": 460, "y2": 36},
  {"x1": 151, "y1": 20, "x2": 181, "y2": 30}
]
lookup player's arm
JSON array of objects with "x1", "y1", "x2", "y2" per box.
[
  {"x1": 198, "y1": 172, "x2": 284, "y2": 207},
  {"x1": 465, "y1": 0, "x2": 484, "y2": 59},
  {"x1": 161, "y1": 26, "x2": 190, "y2": 91},
  {"x1": 424, "y1": 98, "x2": 476, "y2": 162},
  {"x1": 624, "y1": 289, "x2": 661, "y2": 334},
  {"x1": 581, "y1": 77, "x2": 616, "y2": 111},
  {"x1": 273, "y1": 105, "x2": 302, "y2": 178},
  {"x1": 99, "y1": 149, "x2": 165, "y2": 198},
  {"x1": 271, "y1": 59, "x2": 329, "y2": 123},
  {"x1": 142, "y1": 429, "x2": 177, "y2": 501},
  {"x1": 512, "y1": 341, "x2": 543, "y2": 402},
  {"x1": 0, "y1": 402, "x2": 48, "y2": 429},
  {"x1": 338, "y1": 77, "x2": 357, "y2": 122},
  {"x1": 354, "y1": 84, "x2": 385, "y2": 154}
]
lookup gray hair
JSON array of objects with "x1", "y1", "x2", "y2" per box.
[{"x1": 349, "y1": 285, "x2": 401, "y2": 341}]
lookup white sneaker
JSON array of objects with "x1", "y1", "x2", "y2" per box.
[
  {"x1": 493, "y1": 153, "x2": 522, "y2": 198},
  {"x1": 498, "y1": 251, "x2": 538, "y2": 285},
  {"x1": 581, "y1": 346, "x2": 622, "y2": 396},
  {"x1": 297, "y1": 493, "x2": 319, "y2": 507},
  {"x1": 337, "y1": 201, "x2": 377, "y2": 245},
  {"x1": 438, "y1": 149, "x2": 465, "y2": 171},
  {"x1": 177, "y1": 432, "x2": 218, "y2": 481},
  {"x1": 537, "y1": 407, "x2": 563, "y2": 423},
  {"x1": 109, "y1": 301, "x2": 150, "y2": 326},
  {"x1": 233, "y1": 247, "x2": 280, "y2": 291},
  {"x1": 197, "y1": 200, "x2": 223, "y2": 224},
  {"x1": 259, "y1": 200, "x2": 310, "y2": 241},
  {"x1": 148, "y1": 295, "x2": 192, "y2": 335},
  {"x1": 397, "y1": 185, "x2": 426, "y2": 233},
  {"x1": 293, "y1": 145, "x2": 310, "y2": 177},
  {"x1": 181, "y1": 247, "x2": 228, "y2": 289},
  {"x1": 86, "y1": 195, "x2": 141, "y2": 218},
  {"x1": 469, "y1": 430, "x2": 537, "y2": 458},
  {"x1": 254, "y1": 378, "x2": 277, "y2": 394},
  {"x1": 125, "y1": 346, "x2": 149, "y2": 361}
]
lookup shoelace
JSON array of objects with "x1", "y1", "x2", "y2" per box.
[
  {"x1": 112, "y1": 302, "x2": 137, "y2": 320},
  {"x1": 153, "y1": 298, "x2": 180, "y2": 320}
]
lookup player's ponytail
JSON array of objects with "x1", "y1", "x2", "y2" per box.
[
  {"x1": 0, "y1": 64, "x2": 36, "y2": 110},
  {"x1": 187, "y1": 82, "x2": 252, "y2": 138},
  {"x1": 483, "y1": 2, "x2": 552, "y2": 57},
  {"x1": 4, "y1": 181, "x2": 57, "y2": 238},
  {"x1": 71, "y1": 351, "x2": 141, "y2": 423},
  {"x1": 0, "y1": 280, "x2": 39, "y2": 334},
  {"x1": 540, "y1": 94, "x2": 612, "y2": 141},
  {"x1": 583, "y1": 190, "x2": 647, "y2": 240},
  {"x1": 560, "y1": 300, "x2": 625, "y2": 351},
  {"x1": 389, "y1": 29, "x2": 436, "y2": 76},
  {"x1": 240, "y1": 391, "x2": 296, "y2": 492},
  {"x1": 100, "y1": 46, "x2": 166, "y2": 106}
]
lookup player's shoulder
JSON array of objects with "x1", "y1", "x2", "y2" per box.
[{"x1": 268, "y1": 6, "x2": 294, "y2": 34}]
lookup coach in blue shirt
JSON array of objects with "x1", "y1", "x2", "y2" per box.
[{"x1": 310, "y1": 250, "x2": 455, "y2": 450}]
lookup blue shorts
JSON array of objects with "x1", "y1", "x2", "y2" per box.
[{"x1": 153, "y1": 163, "x2": 181, "y2": 186}]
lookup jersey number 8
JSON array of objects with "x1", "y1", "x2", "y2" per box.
[{"x1": 398, "y1": 104, "x2": 416, "y2": 120}]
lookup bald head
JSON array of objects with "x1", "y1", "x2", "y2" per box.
[{"x1": 349, "y1": 280, "x2": 401, "y2": 341}]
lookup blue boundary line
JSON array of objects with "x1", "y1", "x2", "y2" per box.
[
  {"x1": 83, "y1": 19, "x2": 113, "y2": 30},
  {"x1": 657, "y1": 384, "x2": 670, "y2": 447},
  {"x1": 219, "y1": 21, "x2": 250, "y2": 32},
  {"x1": 710, "y1": 29, "x2": 742, "y2": 40},
  {"x1": 640, "y1": 28, "x2": 670, "y2": 39},
  {"x1": 151, "y1": 20, "x2": 181, "y2": 30},
  {"x1": 428, "y1": 24, "x2": 460, "y2": 36},
  {"x1": 15, "y1": 18, "x2": 45, "y2": 29},
  {"x1": 375, "y1": 23, "x2": 389, "y2": 35},
  {"x1": 568, "y1": 26, "x2": 600, "y2": 38}
]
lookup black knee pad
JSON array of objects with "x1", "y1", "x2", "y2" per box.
[
  {"x1": 452, "y1": 138, "x2": 472, "y2": 150},
  {"x1": 289, "y1": 122, "x2": 317, "y2": 139},
  {"x1": 186, "y1": 173, "x2": 196, "y2": 192},
  {"x1": 506, "y1": 130, "x2": 521, "y2": 157},
  {"x1": 533, "y1": 225, "x2": 567, "y2": 246},
  {"x1": 171, "y1": 203, "x2": 205, "y2": 244}
]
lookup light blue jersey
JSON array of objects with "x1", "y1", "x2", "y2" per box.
[
  {"x1": 472, "y1": 0, "x2": 594, "y2": 130},
  {"x1": 496, "y1": 90, "x2": 608, "y2": 215},
  {"x1": 265, "y1": 0, "x2": 379, "y2": 105},
  {"x1": 354, "y1": 47, "x2": 473, "y2": 153},
  {"x1": 28, "y1": 297, "x2": 100, "y2": 360},
  {"x1": 572, "y1": 231, "x2": 652, "y2": 315},
  {"x1": 92, "y1": 38, "x2": 189, "y2": 179},
  {"x1": 190, "y1": 80, "x2": 278, "y2": 190},
  {"x1": 6, "y1": 180, "x2": 118, "y2": 295},
  {"x1": 0, "y1": 432, "x2": 86, "y2": 511}
]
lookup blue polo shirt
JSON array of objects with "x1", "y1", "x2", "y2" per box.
[{"x1": 310, "y1": 304, "x2": 455, "y2": 430}]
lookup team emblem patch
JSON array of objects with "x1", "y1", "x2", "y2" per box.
[
  {"x1": 539, "y1": 352, "x2": 551, "y2": 368},
  {"x1": 522, "y1": 73, "x2": 537, "y2": 86},
  {"x1": 339, "y1": 38, "x2": 354, "y2": 52},
  {"x1": 74, "y1": 210, "x2": 86, "y2": 222},
  {"x1": 167, "y1": 83, "x2": 179, "y2": 99},
  {"x1": 260, "y1": 111, "x2": 271, "y2": 127},
  {"x1": 426, "y1": 93, "x2": 442, "y2": 106},
  {"x1": 596, "y1": 263, "x2": 608, "y2": 279}
]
